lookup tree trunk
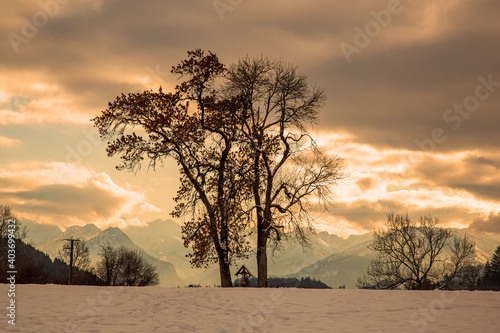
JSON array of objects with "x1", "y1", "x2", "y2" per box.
[
  {"x1": 257, "y1": 228, "x2": 268, "y2": 287},
  {"x1": 218, "y1": 253, "x2": 233, "y2": 287}
]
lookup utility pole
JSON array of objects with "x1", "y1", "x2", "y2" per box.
[{"x1": 63, "y1": 238, "x2": 81, "y2": 285}]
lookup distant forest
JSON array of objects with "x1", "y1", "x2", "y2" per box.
[
  {"x1": 0, "y1": 238, "x2": 99, "y2": 285},
  {"x1": 234, "y1": 276, "x2": 331, "y2": 289}
]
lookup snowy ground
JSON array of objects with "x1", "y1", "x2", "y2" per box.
[{"x1": 1, "y1": 284, "x2": 499, "y2": 333}]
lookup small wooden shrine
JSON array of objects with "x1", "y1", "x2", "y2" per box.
[{"x1": 235, "y1": 265, "x2": 253, "y2": 287}]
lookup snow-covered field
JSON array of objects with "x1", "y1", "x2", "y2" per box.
[{"x1": 1, "y1": 284, "x2": 499, "y2": 333}]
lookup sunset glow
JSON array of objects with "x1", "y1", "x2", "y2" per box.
[{"x1": 1, "y1": 0, "x2": 499, "y2": 237}]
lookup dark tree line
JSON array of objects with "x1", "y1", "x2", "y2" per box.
[
  {"x1": 481, "y1": 245, "x2": 500, "y2": 290},
  {"x1": 234, "y1": 276, "x2": 331, "y2": 289},
  {"x1": 0, "y1": 205, "x2": 97, "y2": 284},
  {"x1": 1, "y1": 205, "x2": 159, "y2": 286}
]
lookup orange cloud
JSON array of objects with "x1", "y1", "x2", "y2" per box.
[
  {"x1": 469, "y1": 212, "x2": 500, "y2": 235},
  {"x1": 0, "y1": 161, "x2": 160, "y2": 228},
  {"x1": 0, "y1": 136, "x2": 21, "y2": 147}
]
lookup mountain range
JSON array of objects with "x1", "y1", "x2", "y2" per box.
[
  {"x1": 24, "y1": 219, "x2": 500, "y2": 288},
  {"x1": 32, "y1": 222, "x2": 184, "y2": 287}
]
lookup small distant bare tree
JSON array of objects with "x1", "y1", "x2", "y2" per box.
[
  {"x1": 357, "y1": 213, "x2": 476, "y2": 290},
  {"x1": 96, "y1": 244, "x2": 118, "y2": 286},
  {"x1": 443, "y1": 263, "x2": 483, "y2": 291},
  {"x1": 96, "y1": 245, "x2": 159, "y2": 286},
  {"x1": 0, "y1": 205, "x2": 27, "y2": 282},
  {"x1": 0, "y1": 205, "x2": 27, "y2": 240},
  {"x1": 57, "y1": 240, "x2": 91, "y2": 272},
  {"x1": 440, "y1": 234, "x2": 477, "y2": 287}
]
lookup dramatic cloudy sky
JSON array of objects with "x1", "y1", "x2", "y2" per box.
[{"x1": 1, "y1": 0, "x2": 499, "y2": 237}]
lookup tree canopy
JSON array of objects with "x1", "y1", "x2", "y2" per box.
[
  {"x1": 93, "y1": 49, "x2": 344, "y2": 287},
  {"x1": 225, "y1": 57, "x2": 345, "y2": 286}
]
